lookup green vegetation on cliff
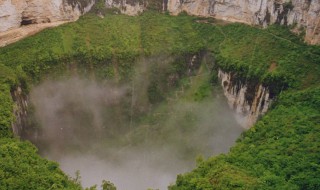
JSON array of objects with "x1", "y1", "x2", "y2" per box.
[
  {"x1": 0, "y1": 11, "x2": 319, "y2": 189},
  {"x1": 170, "y1": 87, "x2": 320, "y2": 190},
  {"x1": 170, "y1": 17, "x2": 320, "y2": 190},
  {"x1": 0, "y1": 12, "x2": 206, "y2": 190},
  {"x1": 0, "y1": 138, "x2": 82, "y2": 190}
]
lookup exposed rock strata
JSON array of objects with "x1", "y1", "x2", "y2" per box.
[
  {"x1": 0, "y1": 0, "x2": 94, "y2": 32},
  {"x1": 166, "y1": 0, "x2": 320, "y2": 44},
  {"x1": 1, "y1": 0, "x2": 319, "y2": 44},
  {"x1": 0, "y1": 21, "x2": 69, "y2": 47},
  {"x1": 11, "y1": 86, "x2": 29, "y2": 137},
  {"x1": 105, "y1": 0, "x2": 145, "y2": 15},
  {"x1": 218, "y1": 69, "x2": 272, "y2": 128},
  {"x1": 103, "y1": 0, "x2": 320, "y2": 44}
]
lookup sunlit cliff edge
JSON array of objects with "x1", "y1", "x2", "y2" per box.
[
  {"x1": 1, "y1": 0, "x2": 319, "y2": 47},
  {"x1": 108, "y1": 0, "x2": 320, "y2": 45},
  {"x1": 0, "y1": 0, "x2": 94, "y2": 46}
]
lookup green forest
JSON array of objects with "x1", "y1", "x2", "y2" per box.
[{"x1": 0, "y1": 8, "x2": 319, "y2": 190}]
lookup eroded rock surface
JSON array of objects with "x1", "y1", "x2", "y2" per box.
[
  {"x1": 105, "y1": 0, "x2": 145, "y2": 15},
  {"x1": 166, "y1": 0, "x2": 320, "y2": 44},
  {"x1": 218, "y1": 69, "x2": 272, "y2": 128},
  {"x1": 0, "y1": 0, "x2": 94, "y2": 32},
  {"x1": 103, "y1": 0, "x2": 320, "y2": 44},
  {"x1": 1, "y1": 0, "x2": 319, "y2": 44}
]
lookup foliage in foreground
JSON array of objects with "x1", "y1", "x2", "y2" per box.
[
  {"x1": 0, "y1": 138, "x2": 82, "y2": 190},
  {"x1": 170, "y1": 87, "x2": 320, "y2": 190}
]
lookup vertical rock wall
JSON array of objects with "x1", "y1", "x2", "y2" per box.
[
  {"x1": 11, "y1": 86, "x2": 29, "y2": 136},
  {"x1": 1, "y1": 0, "x2": 319, "y2": 44},
  {"x1": 105, "y1": 0, "x2": 145, "y2": 15},
  {"x1": 218, "y1": 69, "x2": 272, "y2": 128},
  {"x1": 100, "y1": 0, "x2": 320, "y2": 44},
  {"x1": 166, "y1": 0, "x2": 320, "y2": 44},
  {"x1": 0, "y1": 0, "x2": 95, "y2": 32}
]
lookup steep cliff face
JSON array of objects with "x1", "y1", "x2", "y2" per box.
[
  {"x1": 104, "y1": 0, "x2": 166, "y2": 14},
  {"x1": 102, "y1": 0, "x2": 320, "y2": 44},
  {"x1": 105, "y1": 0, "x2": 145, "y2": 15},
  {"x1": 1, "y1": 0, "x2": 318, "y2": 43},
  {"x1": 0, "y1": 0, "x2": 94, "y2": 32},
  {"x1": 167, "y1": 0, "x2": 320, "y2": 44},
  {"x1": 11, "y1": 86, "x2": 29, "y2": 137},
  {"x1": 218, "y1": 69, "x2": 272, "y2": 128}
]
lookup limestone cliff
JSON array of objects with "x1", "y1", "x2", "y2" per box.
[
  {"x1": 104, "y1": 0, "x2": 320, "y2": 44},
  {"x1": 167, "y1": 0, "x2": 320, "y2": 44},
  {"x1": 1, "y1": 0, "x2": 319, "y2": 44},
  {"x1": 105, "y1": 0, "x2": 145, "y2": 15},
  {"x1": 11, "y1": 86, "x2": 29, "y2": 137},
  {"x1": 218, "y1": 69, "x2": 272, "y2": 128},
  {"x1": 0, "y1": 0, "x2": 94, "y2": 32}
]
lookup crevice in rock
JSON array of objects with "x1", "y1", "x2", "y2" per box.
[{"x1": 20, "y1": 16, "x2": 35, "y2": 26}]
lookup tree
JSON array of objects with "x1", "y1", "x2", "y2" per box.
[{"x1": 101, "y1": 180, "x2": 116, "y2": 190}]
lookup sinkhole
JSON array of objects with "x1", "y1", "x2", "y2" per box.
[{"x1": 19, "y1": 54, "x2": 243, "y2": 190}]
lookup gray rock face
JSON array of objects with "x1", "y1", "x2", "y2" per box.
[
  {"x1": 105, "y1": 0, "x2": 145, "y2": 15},
  {"x1": 0, "y1": 0, "x2": 95, "y2": 32},
  {"x1": 1, "y1": 0, "x2": 318, "y2": 43},
  {"x1": 218, "y1": 69, "x2": 272, "y2": 128},
  {"x1": 166, "y1": 0, "x2": 320, "y2": 44},
  {"x1": 11, "y1": 86, "x2": 29, "y2": 137},
  {"x1": 0, "y1": 0, "x2": 320, "y2": 44},
  {"x1": 104, "y1": 0, "x2": 320, "y2": 44}
]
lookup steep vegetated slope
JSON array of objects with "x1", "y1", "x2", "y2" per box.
[
  {"x1": 170, "y1": 87, "x2": 320, "y2": 189},
  {"x1": 1, "y1": 62, "x2": 82, "y2": 188},
  {"x1": 170, "y1": 17, "x2": 320, "y2": 190},
  {"x1": 0, "y1": 10, "x2": 319, "y2": 190}
]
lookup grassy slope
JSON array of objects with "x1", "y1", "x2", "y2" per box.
[{"x1": 0, "y1": 11, "x2": 319, "y2": 189}]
